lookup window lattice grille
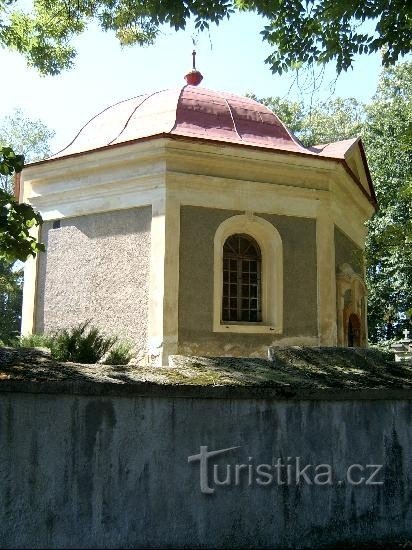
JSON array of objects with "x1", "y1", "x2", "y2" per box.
[{"x1": 222, "y1": 234, "x2": 262, "y2": 322}]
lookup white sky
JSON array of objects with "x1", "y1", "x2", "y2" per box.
[{"x1": 0, "y1": 12, "x2": 387, "y2": 152}]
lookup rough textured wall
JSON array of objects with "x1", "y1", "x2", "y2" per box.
[
  {"x1": 35, "y1": 207, "x2": 151, "y2": 358},
  {"x1": 334, "y1": 226, "x2": 363, "y2": 274},
  {"x1": 0, "y1": 389, "x2": 411, "y2": 549},
  {"x1": 178, "y1": 206, "x2": 317, "y2": 356}
]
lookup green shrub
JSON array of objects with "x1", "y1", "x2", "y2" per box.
[
  {"x1": 104, "y1": 342, "x2": 133, "y2": 365},
  {"x1": 4, "y1": 322, "x2": 130, "y2": 365},
  {"x1": 51, "y1": 321, "x2": 117, "y2": 364},
  {"x1": 16, "y1": 333, "x2": 53, "y2": 349}
]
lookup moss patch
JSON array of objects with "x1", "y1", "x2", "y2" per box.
[{"x1": 0, "y1": 346, "x2": 410, "y2": 392}]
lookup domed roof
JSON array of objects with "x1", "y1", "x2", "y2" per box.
[{"x1": 53, "y1": 85, "x2": 313, "y2": 159}]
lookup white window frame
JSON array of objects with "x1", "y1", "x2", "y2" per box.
[{"x1": 213, "y1": 214, "x2": 283, "y2": 334}]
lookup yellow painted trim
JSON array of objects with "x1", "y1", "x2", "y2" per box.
[
  {"x1": 147, "y1": 198, "x2": 166, "y2": 366},
  {"x1": 316, "y1": 206, "x2": 337, "y2": 345},
  {"x1": 21, "y1": 226, "x2": 39, "y2": 336},
  {"x1": 163, "y1": 192, "x2": 180, "y2": 361}
]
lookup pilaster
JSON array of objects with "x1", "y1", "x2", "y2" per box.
[
  {"x1": 21, "y1": 226, "x2": 39, "y2": 336},
  {"x1": 316, "y1": 205, "x2": 337, "y2": 345}
]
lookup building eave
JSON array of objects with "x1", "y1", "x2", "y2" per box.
[{"x1": 23, "y1": 132, "x2": 377, "y2": 210}]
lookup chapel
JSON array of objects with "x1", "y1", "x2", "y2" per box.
[{"x1": 18, "y1": 56, "x2": 377, "y2": 365}]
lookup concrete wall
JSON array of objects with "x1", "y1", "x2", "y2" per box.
[
  {"x1": 334, "y1": 226, "x2": 363, "y2": 274},
  {"x1": 0, "y1": 387, "x2": 411, "y2": 549},
  {"x1": 35, "y1": 207, "x2": 151, "y2": 358},
  {"x1": 178, "y1": 206, "x2": 317, "y2": 356}
]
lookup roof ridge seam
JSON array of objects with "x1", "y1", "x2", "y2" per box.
[
  {"x1": 169, "y1": 85, "x2": 186, "y2": 134},
  {"x1": 224, "y1": 98, "x2": 242, "y2": 141},
  {"x1": 107, "y1": 88, "x2": 169, "y2": 146},
  {"x1": 50, "y1": 93, "x2": 149, "y2": 158}
]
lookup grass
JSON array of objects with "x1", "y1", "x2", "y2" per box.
[
  {"x1": 104, "y1": 342, "x2": 133, "y2": 365},
  {"x1": 16, "y1": 333, "x2": 54, "y2": 349}
]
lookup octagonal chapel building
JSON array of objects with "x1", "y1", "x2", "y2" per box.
[{"x1": 19, "y1": 68, "x2": 377, "y2": 365}]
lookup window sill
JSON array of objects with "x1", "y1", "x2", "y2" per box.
[{"x1": 213, "y1": 323, "x2": 282, "y2": 334}]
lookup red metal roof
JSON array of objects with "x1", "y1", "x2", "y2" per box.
[{"x1": 52, "y1": 85, "x2": 311, "y2": 159}]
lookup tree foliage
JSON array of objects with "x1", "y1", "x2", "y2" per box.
[
  {"x1": 0, "y1": 147, "x2": 25, "y2": 343},
  {"x1": 0, "y1": 111, "x2": 53, "y2": 343},
  {"x1": 257, "y1": 0, "x2": 412, "y2": 74},
  {"x1": 0, "y1": 110, "x2": 53, "y2": 261},
  {"x1": 0, "y1": 258, "x2": 22, "y2": 344},
  {"x1": 0, "y1": 189, "x2": 44, "y2": 261},
  {"x1": 299, "y1": 98, "x2": 364, "y2": 146},
  {"x1": 0, "y1": 147, "x2": 44, "y2": 262},
  {"x1": 363, "y1": 62, "x2": 412, "y2": 341},
  {"x1": 0, "y1": 0, "x2": 410, "y2": 76},
  {"x1": 0, "y1": 109, "x2": 55, "y2": 192},
  {"x1": 0, "y1": 145, "x2": 24, "y2": 177},
  {"x1": 248, "y1": 94, "x2": 364, "y2": 146}
]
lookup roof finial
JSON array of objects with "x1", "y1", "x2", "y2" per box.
[{"x1": 185, "y1": 49, "x2": 203, "y2": 86}]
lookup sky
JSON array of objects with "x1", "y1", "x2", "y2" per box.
[{"x1": 1, "y1": 12, "x2": 385, "y2": 152}]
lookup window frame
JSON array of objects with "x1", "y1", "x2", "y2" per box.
[
  {"x1": 222, "y1": 234, "x2": 262, "y2": 323},
  {"x1": 213, "y1": 214, "x2": 283, "y2": 334}
]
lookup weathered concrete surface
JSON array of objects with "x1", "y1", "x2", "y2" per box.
[{"x1": 0, "y1": 355, "x2": 412, "y2": 548}]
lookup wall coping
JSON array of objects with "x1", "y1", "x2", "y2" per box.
[
  {"x1": 1, "y1": 347, "x2": 412, "y2": 401},
  {"x1": 1, "y1": 378, "x2": 412, "y2": 401}
]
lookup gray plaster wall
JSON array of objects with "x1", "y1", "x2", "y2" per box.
[
  {"x1": 35, "y1": 207, "x2": 151, "y2": 357},
  {"x1": 178, "y1": 206, "x2": 317, "y2": 356},
  {"x1": 334, "y1": 226, "x2": 363, "y2": 274},
  {"x1": 0, "y1": 389, "x2": 411, "y2": 549}
]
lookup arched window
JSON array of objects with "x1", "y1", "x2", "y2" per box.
[
  {"x1": 222, "y1": 234, "x2": 262, "y2": 322},
  {"x1": 213, "y1": 214, "x2": 283, "y2": 334}
]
